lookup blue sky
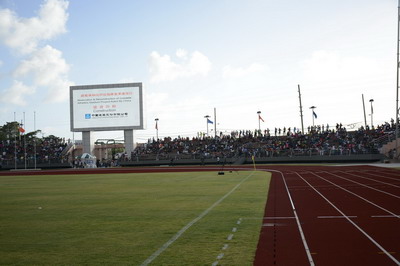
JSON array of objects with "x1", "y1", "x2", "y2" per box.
[{"x1": 0, "y1": 0, "x2": 397, "y2": 142}]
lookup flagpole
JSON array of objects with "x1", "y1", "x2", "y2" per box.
[
  {"x1": 14, "y1": 112, "x2": 17, "y2": 170},
  {"x1": 155, "y1": 118, "x2": 159, "y2": 140},
  {"x1": 23, "y1": 112, "x2": 27, "y2": 170},
  {"x1": 214, "y1": 108, "x2": 217, "y2": 138},
  {"x1": 204, "y1": 115, "x2": 210, "y2": 137},
  {"x1": 310, "y1": 106, "x2": 316, "y2": 128},
  {"x1": 257, "y1": 111, "x2": 261, "y2": 131},
  {"x1": 369, "y1": 99, "x2": 374, "y2": 128},
  {"x1": 34, "y1": 111, "x2": 37, "y2": 169}
]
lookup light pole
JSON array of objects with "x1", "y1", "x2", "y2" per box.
[
  {"x1": 369, "y1": 99, "x2": 374, "y2": 128},
  {"x1": 155, "y1": 118, "x2": 159, "y2": 140},
  {"x1": 204, "y1": 115, "x2": 210, "y2": 137},
  {"x1": 257, "y1": 111, "x2": 261, "y2": 131},
  {"x1": 298, "y1": 85, "x2": 305, "y2": 134},
  {"x1": 310, "y1": 106, "x2": 317, "y2": 127},
  {"x1": 397, "y1": 0, "x2": 400, "y2": 158}
]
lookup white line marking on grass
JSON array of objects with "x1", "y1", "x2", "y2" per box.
[
  {"x1": 213, "y1": 218, "x2": 242, "y2": 266},
  {"x1": 140, "y1": 172, "x2": 255, "y2": 266},
  {"x1": 295, "y1": 172, "x2": 400, "y2": 265},
  {"x1": 212, "y1": 261, "x2": 219, "y2": 266}
]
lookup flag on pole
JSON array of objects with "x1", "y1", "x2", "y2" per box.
[
  {"x1": 313, "y1": 111, "x2": 317, "y2": 119},
  {"x1": 18, "y1": 127, "x2": 25, "y2": 133},
  {"x1": 207, "y1": 118, "x2": 213, "y2": 124},
  {"x1": 258, "y1": 115, "x2": 264, "y2": 122}
]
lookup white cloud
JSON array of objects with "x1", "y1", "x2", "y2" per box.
[
  {"x1": 0, "y1": 0, "x2": 69, "y2": 55},
  {"x1": 176, "y1": 49, "x2": 188, "y2": 59},
  {"x1": 301, "y1": 50, "x2": 385, "y2": 89},
  {"x1": 13, "y1": 45, "x2": 72, "y2": 103},
  {"x1": 118, "y1": 78, "x2": 135, "y2": 83},
  {"x1": 0, "y1": 0, "x2": 72, "y2": 105},
  {"x1": 222, "y1": 63, "x2": 269, "y2": 79},
  {"x1": 146, "y1": 92, "x2": 169, "y2": 113},
  {"x1": 14, "y1": 45, "x2": 69, "y2": 84},
  {"x1": 188, "y1": 51, "x2": 212, "y2": 76},
  {"x1": 0, "y1": 80, "x2": 35, "y2": 106},
  {"x1": 298, "y1": 50, "x2": 392, "y2": 126},
  {"x1": 43, "y1": 78, "x2": 73, "y2": 103},
  {"x1": 149, "y1": 50, "x2": 212, "y2": 83}
]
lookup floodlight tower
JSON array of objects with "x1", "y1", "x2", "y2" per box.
[{"x1": 298, "y1": 85, "x2": 305, "y2": 134}]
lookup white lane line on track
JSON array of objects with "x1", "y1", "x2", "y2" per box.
[
  {"x1": 371, "y1": 215, "x2": 399, "y2": 218},
  {"x1": 324, "y1": 171, "x2": 400, "y2": 199},
  {"x1": 317, "y1": 216, "x2": 357, "y2": 219},
  {"x1": 311, "y1": 172, "x2": 400, "y2": 219},
  {"x1": 341, "y1": 172, "x2": 400, "y2": 189},
  {"x1": 295, "y1": 172, "x2": 400, "y2": 265},
  {"x1": 264, "y1": 169, "x2": 315, "y2": 266},
  {"x1": 360, "y1": 171, "x2": 400, "y2": 182},
  {"x1": 140, "y1": 172, "x2": 255, "y2": 266}
]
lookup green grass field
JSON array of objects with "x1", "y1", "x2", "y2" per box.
[{"x1": 0, "y1": 170, "x2": 270, "y2": 265}]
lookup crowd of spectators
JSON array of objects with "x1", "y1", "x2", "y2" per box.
[
  {"x1": 0, "y1": 120, "x2": 398, "y2": 167},
  {"x1": 132, "y1": 121, "x2": 397, "y2": 161},
  {"x1": 0, "y1": 136, "x2": 69, "y2": 166}
]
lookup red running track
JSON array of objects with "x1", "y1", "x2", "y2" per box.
[{"x1": 254, "y1": 165, "x2": 400, "y2": 266}]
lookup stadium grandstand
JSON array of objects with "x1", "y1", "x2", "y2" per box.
[{"x1": 0, "y1": 119, "x2": 399, "y2": 170}]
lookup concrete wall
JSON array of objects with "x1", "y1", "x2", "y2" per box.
[
  {"x1": 120, "y1": 154, "x2": 385, "y2": 167},
  {"x1": 381, "y1": 137, "x2": 400, "y2": 158}
]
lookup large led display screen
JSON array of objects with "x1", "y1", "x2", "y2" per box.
[{"x1": 70, "y1": 83, "x2": 144, "y2": 132}]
